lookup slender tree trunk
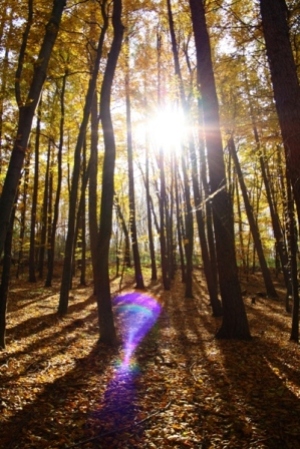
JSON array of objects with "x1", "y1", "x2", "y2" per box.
[
  {"x1": 228, "y1": 137, "x2": 278, "y2": 298},
  {"x1": 88, "y1": 91, "x2": 99, "y2": 288},
  {"x1": 157, "y1": 31, "x2": 170, "y2": 290},
  {"x1": 235, "y1": 178, "x2": 247, "y2": 271},
  {"x1": 114, "y1": 196, "x2": 131, "y2": 268},
  {"x1": 181, "y1": 154, "x2": 194, "y2": 298},
  {"x1": 28, "y1": 100, "x2": 42, "y2": 282},
  {"x1": 0, "y1": 0, "x2": 66, "y2": 258},
  {"x1": 0, "y1": 203, "x2": 16, "y2": 349},
  {"x1": 287, "y1": 175, "x2": 299, "y2": 342},
  {"x1": 245, "y1": 69, "x2": 290, "y2": 290},
  {"x1": 199, "y1": 137, "x2": 218, "y2": 291},
  {"x1": 189, "y1": 0, "x2": 250, "y2": 339},
  {"x1": 16, "y1": 152, "x2": 30, "y2": 279},
  {"x1": 191, "y1": 143, "x2": 222, "y2": 315},
  {"x1": 174, "y1": 172, "x2": 186, "y2": 283},
  {"x1": 58, "y1": 3, "x2": 108, "y2": 315},
  {"x1": 38, "y1": 139, "x2": 51, "y2": 279},
  {"x1": 145, "y1": 142, "x2": 157, "y2": 281},
  {"x1": 125, "y1": 60, "x2": 144, "y2": 289},
  {"x1": 0, "y1": 12, "x2": 13, "y2": 175},
  {"x1": 45, "y1": 73, "x2": 66, "y2": 287},
  {"x1": 79, "y1": 142, "x2": 87, "y2": 286},
  {"x1": 95, "y1": 0, "x2": 124, "y2": 344}
]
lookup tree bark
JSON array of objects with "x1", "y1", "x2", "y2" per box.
[
  {"x1": 189, "y1": 0, "x2": 250, "y2": 339},
  {"x1": 88, "y1": 91, "x2": 99, "y2": 289},
  {"x1": 45, "y1": 73, "x2": 67, "y2": 287},
  {"x1": 228, "y1": 137, "x2": 278, "y2": 298},
  {"x1": 259, "y1": 0, "x2": 300, "y2": 224},
  {"x1": 28, "y1": 100, "x2": 42, "y2": 283},
  {"x1": 95, "y1": 0, "x2": 124, "y2": 344},
  {"x1": 0, "y1": 0, "x2": 66, "y2": 258},
  {"x1": 125, "y1": 60, "x2": 144, "y2": 289},
  {"x1": 58, "y1": 2, "x2": 108, "y2": 315}
]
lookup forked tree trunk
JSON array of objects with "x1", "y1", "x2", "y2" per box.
[
  {"x1": 95, "y1": 0, "x2": 124, "y2": 344},
  {"x1": 189, "y1": 0, "x2": 250, "y2": 339}
]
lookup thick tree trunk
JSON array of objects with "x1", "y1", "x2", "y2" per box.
[
  {"x1": 96, "y1": 0, "x2": 124, "y2": 344},
  {"x1": 0, "y1": 0, "x2": 66, "y2": 258},
  {"x1": 189, "y1": 0, "x2": 250, "y2": 339},
  {"x1": 260, "y1": 0, "x2": 300, "y2": 224}
]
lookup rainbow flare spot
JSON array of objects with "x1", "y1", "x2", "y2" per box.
[{"x1": 92, "y1": 292, "x2": 161, "y2": 431}]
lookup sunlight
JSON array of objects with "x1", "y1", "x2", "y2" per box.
[{"x1": 148, "y1": 106, "x2": 186, "y2": 155}]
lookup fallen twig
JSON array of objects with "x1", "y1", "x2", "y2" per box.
[{"x1": 66, "y1": 399, "x2": 173, "y2": 448}]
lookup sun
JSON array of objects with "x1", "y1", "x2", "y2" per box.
[{"x1": 148, "y1": 106, "x2": 186, "y2": 155}]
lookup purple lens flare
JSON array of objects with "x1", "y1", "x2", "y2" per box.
[
  {"x1": 91, "y1": 292, "x2": 162, "y2": 433},
  {"x1": 114, "y1": 292, "x2": 161, "y2": 367}
]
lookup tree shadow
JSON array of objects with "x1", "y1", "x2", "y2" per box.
[
  {"x1": 1, "y1": 341, "x2": 117, "y2": 449},
  {"x1": 164, "y1": 274, "x2": 300, "y2": 448}
]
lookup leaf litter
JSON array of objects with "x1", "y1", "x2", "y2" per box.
[{"x1": 0, "y1": 269, "x2": 299, "y2": 448}]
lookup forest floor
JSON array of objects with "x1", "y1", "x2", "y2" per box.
[{"x1": 0, "y1": 268, "x2": 300, "y2": 449}]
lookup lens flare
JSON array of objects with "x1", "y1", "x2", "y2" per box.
[
  {"x1": 114, "y1": 292, "x2": 161, "y2": 367},
  {"x1": 91, "y1": 292, "x2": 161, "y2": 432}
]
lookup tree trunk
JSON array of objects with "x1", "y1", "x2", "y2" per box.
[
  {"x1": 125, "y1": 60, "x2": 144, "y2": 289},
  {"x1": 45, "y1": 73, "x2": 66, "y2": 287},
  {"x1": 38, "y1": 139, "x2": 51, "y2": 279},
  {"x1": 28, "y1": 100, "x2": 42, "y2": 283},
  {"x1": 0, "y1": 0, "x2": 66, "y2": 258},
  {"x1": 174, "y1": 171, "x2": 186, "y2": 283},
  {"x1": 114, "y1": 196, "x2": 131, "y2": 268},
  {"x1": 287, "y1": 175, "x2": 299, "y2": 342},
  {"x1": 228, "y1": 137, "x2": 278, "y2": 298},
  {"x1": 16, "y1": 152, "x2": 30, "y2": 279},
  {"x1": 259, "y1": 0, "x2": 300, "y2": 226},
  {"x1": 88, "y1": 91, "x2": 99, "y2": 289},
  {"x1": 95, "y1": 0, "x2": 124, "y2": 344},
  {"x1": 189, "y1": 0, "x2": 250, "y2": 339},
  {"x1": 145, "y1": 142, "x2": 157, "y2": 281},
  {"x1": 0, "y1": 203, "x2": 16, "y2": 349},
  {"x1": 58, "y1": 2, "x2": 108, "y2": 315}
]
